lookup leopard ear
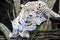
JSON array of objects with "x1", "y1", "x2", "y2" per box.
[{"x1": 21, "y1": 4, "x2": 25, "y2": 8}]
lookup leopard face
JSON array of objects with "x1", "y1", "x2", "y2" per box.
[{"x1": 19, "y1": 1, "x2": 47, "y2": 25}]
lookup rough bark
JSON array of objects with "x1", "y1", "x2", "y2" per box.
[{"x1": 14, "y1": 0, "x2": 21, "y2": 17}]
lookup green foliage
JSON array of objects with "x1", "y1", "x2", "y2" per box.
[
  {"x1": 39, "y1": 23, "x2": 47, "y2": 31},
  {"x1": 0, "y1": 23, "x2": 11, "y2": 40}
]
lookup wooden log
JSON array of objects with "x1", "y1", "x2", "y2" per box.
[
  {"x1": 0, "y1": 35, "x2": 6, "y2": 40},
  {"x1": 50, "y1": 17, "x2": 60, "y2": 23},
  {"x1": 14, "y1": 0, "x2": 21, "y2": 17}
]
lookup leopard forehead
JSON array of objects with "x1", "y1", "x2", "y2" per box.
[
  {"x1": 21, "y1": 1, "x2": 46, "y2": 11},
  {"x1": 20, "y1": 1, "x2": 47, "y2": 18},
  {"x1": 25, "y1": 1, "x2": 46, "y2": 7}
]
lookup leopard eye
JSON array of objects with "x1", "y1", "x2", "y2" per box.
[
  {"x1": 32, "y1": 10, "x2": 34, "y2": 11},
  {"x1": 25, "y1": 9, "x2": 29, "y2": 13},
  {"x1": 26, "y1": 9, "x2": 28, "y2": 11},
  {"x1": 39, "y1": 7, "x2": 40, "y2": 8}
]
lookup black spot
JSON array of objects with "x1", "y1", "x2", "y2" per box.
[
  {"x1": 37, "y1": 8, "x2": 39, "y2": 10},
  {"x1": 39, "y1": 7, "x2": 40, "y2": 8},
  {"x1": 18, "y1": 21, "x2": 21, "y2": 25},
  {"x1": 39, "y1": 4, "x2": 41, "y2": 6},
  {"x1": 36, "y1": 11, "x2": 40, "y2": 14},
  {"x1": 40, "y1": 16, "x2": 42, "y2": 18}
]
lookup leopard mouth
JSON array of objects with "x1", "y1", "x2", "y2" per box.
[
  {"x1": 25, "y1": 20, "x2": 32, "y2": 23},
  {"x1": 27, "y1": 23, "x2": 32, "y2": 26},
  {"x1": 25, "y1": 20, "x2": 32, "y2": 26}
]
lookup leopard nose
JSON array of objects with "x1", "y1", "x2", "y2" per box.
[{"x1": 29, "y1": 15, "x2": 32, "y2": 17}]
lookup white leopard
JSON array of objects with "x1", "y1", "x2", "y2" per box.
[{"x1": 9, "y1": 1, "x2": 60, "y2": 38}]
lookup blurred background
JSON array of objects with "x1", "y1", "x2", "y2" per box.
[{"x1": 0, "y1": 0, "x2": 60, "y2": 40}]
